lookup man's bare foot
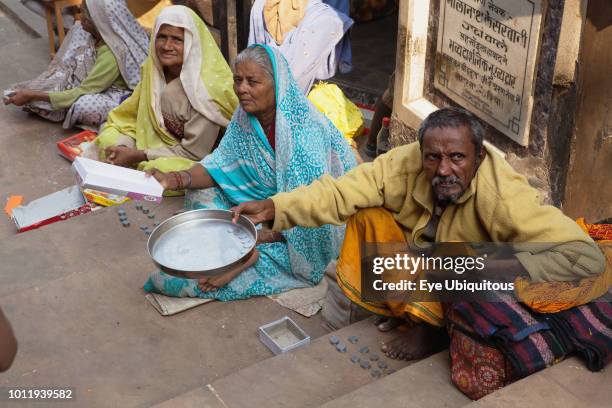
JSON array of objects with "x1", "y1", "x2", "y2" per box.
[
  {"x1": 380, "y1": 323, "x2": 448, "y2": 361},
  {"x1": 373, "y1": 316, "x2": 403, "y2": 332},
  {"x1": 198, "y1": 249, "x2": 259, "y2": 292}
]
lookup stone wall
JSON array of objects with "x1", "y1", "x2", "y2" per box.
[{"x1": 390, "y1": 0, "x2": 575, "y2": 206}]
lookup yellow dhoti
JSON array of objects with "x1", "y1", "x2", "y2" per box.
[
  {"x1": 337, "y1": 208, "x2": 611, "y2": 322},
  {"x1": 336, "y1": 207, "x2": 444, "y2": 327},
  {"x1": 515, "y1": 230, "x2": 612, "y2": 314}
]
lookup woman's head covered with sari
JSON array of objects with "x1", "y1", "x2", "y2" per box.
[
  {"x1": 96, "y1": 5, "x2": 237, "y2": 167},
  {"x1": 85, "y1": 0, "x2": 150, "y2": 89},
  {"x1": 149, "y1": 6, "x2": 238, "y2": 126},
  {"x1": 198, "y1": 44, "x2": 358, "y2": 290},
  {"x1": 249, "y1": 0, "x2": 353, "y2": 93}
]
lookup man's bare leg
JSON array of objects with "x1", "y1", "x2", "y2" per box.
[
  {"x1": 373, "y1": 316, "x2": 403, "y2": 332},
  {"x1": 380, "y1": 323, "x2": 448, "y2": 360}
]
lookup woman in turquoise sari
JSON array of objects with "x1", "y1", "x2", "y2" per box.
[{"x1": 144, "y1": 44, "x2": 357, "y2": 300}]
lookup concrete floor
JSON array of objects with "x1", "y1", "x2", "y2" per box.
[
  {"x1": 0, "y1": 6, "x2": 327, "y2": 407},
  {"x1": 4, "y1": 5, "x2": 609, "y2": 408}
]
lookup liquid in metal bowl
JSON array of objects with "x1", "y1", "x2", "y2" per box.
[{"x1": 147, "y1": 209, "x2": 257, "y2": 279}]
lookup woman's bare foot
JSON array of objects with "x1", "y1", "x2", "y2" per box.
[
  {"x1": 380, "y1": 323, "x2": 449, "y2": 361},
  {"x1": 198, "y1": 249, "x2": 259, "y2": 292},
  {"x1": 373, "y1": 316, "x2": 403, "y2": 332}
]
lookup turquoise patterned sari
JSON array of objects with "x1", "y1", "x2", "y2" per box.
[{"x1": 144, "y1": 44, "x2": 357, "y2": 301}]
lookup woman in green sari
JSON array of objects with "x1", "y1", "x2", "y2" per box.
[{"x1": 91, "y1": 5, "x2": 237, "y2": 173}]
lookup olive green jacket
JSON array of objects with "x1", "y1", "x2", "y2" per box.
[{"x1": 272, "y1": 142, "x2": 605, "y2": 282}]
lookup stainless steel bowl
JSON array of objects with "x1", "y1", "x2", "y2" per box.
[{"x1": 147, "y1": 209, "x2": 257, "y2": 279}]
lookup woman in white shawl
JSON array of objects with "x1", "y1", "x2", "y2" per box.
[
  {"x1": 4, "y1": 0, "x2": 149, "y2": 129},
  {"x1": 248, "y1": 0, "x2": 353, "y2": 94}
]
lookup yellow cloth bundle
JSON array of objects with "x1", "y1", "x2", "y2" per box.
[{"x1": 263, "y1": 0, "x2": 308, "y2": 44}]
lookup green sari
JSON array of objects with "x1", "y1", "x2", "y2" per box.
[{"x1": 94, "y1": 6, "x2": 238, "y2": 172}]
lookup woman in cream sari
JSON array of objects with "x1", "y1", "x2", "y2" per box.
[{"x1": 92, "y1": 5, "x2": 237, "y2": 173}]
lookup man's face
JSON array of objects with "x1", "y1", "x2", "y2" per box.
[{"x1": 421, "y1": 125, "x2": 485, "y2": 205}]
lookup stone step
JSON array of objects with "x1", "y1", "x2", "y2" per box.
[
  {"x1": 155, "y1": 329, "x2": 612, "y2": 408},
  {"x1": 466, "y1": 357, "x2": 611, "y2": 408},
  {"x1": 153, "y1": 318, "x2": 415, "y2": 408},
  {"x1": 0, "y1": 9, "x2": 49, "y2": 91},
  {"x1": 151, "y1": 385, "x2": 227, "y2": 408},
  {"x1": 318, "y1": 351, "x2": 470, "y2": 408},
  {"x1": 0, "y1": 0, "x2": 46, "y2": 38}
]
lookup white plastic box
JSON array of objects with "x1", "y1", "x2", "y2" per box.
[
  {"x1": 72, "y1": 157, "x2": 163, "y2": 203},
  {"x1": 258, "y1": 316, "x2": 310, "y2": 355}
]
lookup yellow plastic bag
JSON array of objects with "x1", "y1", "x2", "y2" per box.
[{"x1": 308, "y1": 83, "x2": 364, "y2": 146}]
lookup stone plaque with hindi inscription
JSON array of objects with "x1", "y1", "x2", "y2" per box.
[{"x1": 435, "y1": 0, "x2": 543, "y2": 146}]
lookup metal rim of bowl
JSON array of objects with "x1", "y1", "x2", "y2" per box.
[{"x1": 147, "y1": 208, "x2": 258, "y2": 279}]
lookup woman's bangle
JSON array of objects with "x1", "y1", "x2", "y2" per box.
[
  {"x1": 171, "y1": 171, "x2": 183, "y2": 190},
  {"x1": 180, "y1": 170, "x2": 192, "y2": 188}
]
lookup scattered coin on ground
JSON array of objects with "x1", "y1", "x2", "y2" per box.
[{"x1": 359, "y1": 360, "x2": 371, "y2": 369}]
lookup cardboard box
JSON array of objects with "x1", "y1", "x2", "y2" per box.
[
  {"x1": 72, "y1": 157, "x2": 164, "y2": 203},
  {"x1": 56, "y1": 130, "x2": 97, "y2": 161},
  {"x1": 11, "y1": 186, "x2": 97, "y2": 232},
  {"x1": 82, "y1": 189, "x2": 130, "y2": 207}
]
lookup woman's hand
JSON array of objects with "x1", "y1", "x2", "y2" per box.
[
  {"x1": 105, "y1": 146, "x2": 146, "y2": 167},
  {"x1": 145, "y1": 168, "x2": 179, "y2": 190},
  {"x1": 4, "y1": 90, "x2": 33, "y2": 106},
  {"x1": 230, "y1": 199, "x2": 276, "y2": 225}
]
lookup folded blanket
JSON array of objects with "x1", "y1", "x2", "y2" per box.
[
  {"x1": 449, "y1": 293, "x2": 567, "y2": 378},
  {"x1": 538, "y1": 301, "x2": 612, "y2": 371},
  {"x1": 449, "y1": 290, "x2": 612, "y2": 377}
]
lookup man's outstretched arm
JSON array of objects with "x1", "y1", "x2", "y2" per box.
[{"x1": 232, "y1": 159, "x2": 389, "y2": 230}]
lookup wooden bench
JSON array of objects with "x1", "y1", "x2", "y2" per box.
[{"x1": 43, "y1": 0, "x2": 82, "y2": 58}]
